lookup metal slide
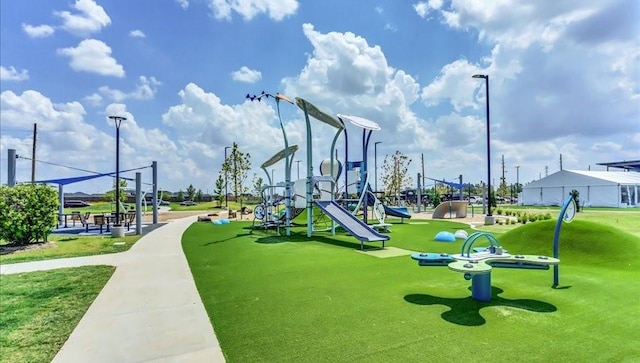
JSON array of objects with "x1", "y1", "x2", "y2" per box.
[{"x1": 315, "y1": 200, "x2": 389, "y2": 250}]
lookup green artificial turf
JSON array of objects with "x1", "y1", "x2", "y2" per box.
[{"x1": 183, "y1": 220, "x2": 640, "y2": 362}]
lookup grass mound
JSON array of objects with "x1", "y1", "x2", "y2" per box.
[{"x1": 498, "y1": 220, "x2": 640, "y2": 270}]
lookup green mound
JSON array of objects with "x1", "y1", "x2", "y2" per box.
[{"x1": 498, "y1": 220, "x2": 640, "y2": 270}]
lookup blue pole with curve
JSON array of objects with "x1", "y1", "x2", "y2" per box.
[{"x1": 553, "y1": 195, "x2": 575, "y2": 287}]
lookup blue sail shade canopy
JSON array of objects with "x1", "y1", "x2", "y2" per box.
[{"x1": 35, "y1": 166, "x2": 148, "y2": 185}]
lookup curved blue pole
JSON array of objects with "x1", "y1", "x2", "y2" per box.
[
  {"x1": 275, "y1": 98, "x2": 292, "y2": 236},
  {"x1": 553, "y1": 195, "x2": 574, "y2": 286}
]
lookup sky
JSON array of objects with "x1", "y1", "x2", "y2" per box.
[{"x1": 1, "y1": 0, "x2": 639, "y2": 195}]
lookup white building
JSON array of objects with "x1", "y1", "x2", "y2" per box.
[{"x1": 520, "y1": 170, "x2": 640, "y2": 208}]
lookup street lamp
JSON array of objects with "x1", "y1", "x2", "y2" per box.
[
  {"x1": 109, "y1": 115, "x2": 127, "y2": 226},
  {"x1": 295, "y1": 160, "x2": 301, "y2": 180},
  {"x1": 224, "y1": 146, "x2": 231, "y2": 207},
  {"x1": 472, "y1": 74, "x2": 493, "y2": 223},
  {"x1": 374, "y1": 141, "x2": 381, "y2": 193}
]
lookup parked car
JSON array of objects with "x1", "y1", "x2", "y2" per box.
[
  {"x1": 64, "y1": 200, "x2": 90, "y2": 208},
  {"x1": 158, "y1": 200, "x2": 170, "y2": 206},
  {"x1": 179, "y1": 200, "x2": 198, "y2": 206}
]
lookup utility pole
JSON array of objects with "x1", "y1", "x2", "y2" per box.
[
  {"x1": 500, "y1": 154, "x2": 506, "y2": 187},
  {"x1": 31, "y1": 123, "x2": 37, "y2": 183},
  {"x1": 545, "y1": 165, "x2": 549, "y2": 177},
  {"x1": 560, "y1": 153, "x2": 563, "y2": 170}
]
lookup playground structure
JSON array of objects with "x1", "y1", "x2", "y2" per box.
[
  {"x1": 249, "y1": 94, "x2": 403, "y2": 248},
  {"x1": 295, "y1": 97, "x2": 390, "y2": 249},
  {"x1": 253, "y1": 145, "x2": 305, "y2": 232},
  {"x1": 432, "y1": 200, "x2": 468, "y2": 219},
  {"x1": 410, "y1": 195, "x2": 576, "y2": 301}
]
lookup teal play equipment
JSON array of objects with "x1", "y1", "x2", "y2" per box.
[{"x1": 411, "y1": 195, "x2": 576, "y2": 301}]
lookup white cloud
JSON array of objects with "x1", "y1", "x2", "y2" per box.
[
  {"x1": 420, "y1": 59, "x2": 481, "y2": 111},
  {"x1": 57, "y1": 39, "x2": 125, "y2": 78},
  {"x1": 21, "y1": 23, "x2": 55, "y2": 38},
  {"x1": 0, "y1": 66, "x2": 29, "y2": 81},
  {"x1": 83, "y1": 93, "x2": 103, "y2": 106},
  {"x1": 55, "y1": 0, "x2": 111, "y2": 37},
  {"x1": 129, "y1": 29, "x2": 146, "y2": 38},
  {"x1": 591, "y1": 142, "x2": 622, "y2": 152},
  {"x1": 231, "y1": 66, "x2": 262, "y2": 83},
  {"x1": 96, "y1": 76, "x2": 161, "y2": 102},
  {"x1": 176, "y1": 0, "x2": 189, "y2": 9},
  {"x1": 208, "y1": 0, "x2": 299, "y2": 21}
]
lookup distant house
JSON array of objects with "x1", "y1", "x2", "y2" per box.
[{"x1": 520, "y1": 170, "x2": 640, "y2": 208}]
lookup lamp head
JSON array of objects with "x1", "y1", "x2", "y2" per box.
[{"x1": 472, "y1": 74, "x2": 487, "y2": 79}]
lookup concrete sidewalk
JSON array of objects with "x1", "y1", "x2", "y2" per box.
[{"x1": 2, "y1": 216, "x2": 225, "y2": 362}]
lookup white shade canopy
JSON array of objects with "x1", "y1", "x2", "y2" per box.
[{"x1": 337, "y1": 114, "x2": 381, "y2": 131}]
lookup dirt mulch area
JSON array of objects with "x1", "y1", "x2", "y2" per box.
[{"x1": 0, "y1": 241, "x2": 57, "y2": 255}]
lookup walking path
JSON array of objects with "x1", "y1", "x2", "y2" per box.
[{"x1": 1, "y1": 216, "x2": 225, "y2": 363}]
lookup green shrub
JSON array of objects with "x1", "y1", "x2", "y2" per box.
[
  {"x1": 0, "y1": 184, "x2": 58, "y2": 245},
  {"x1": 529, "y1": 214, "x2": 538, "y2": 222},
  {"x1": 496, "y1": 208, "x2": 503, "y2": 215}
]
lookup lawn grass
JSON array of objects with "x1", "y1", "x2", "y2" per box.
[
  {"x1": 0, "y1": 234, "x2": 141, "y2": 264},
  {"x1": 0, "y1": 265, "x2": 114, "y2": 363},
  {"x1": 183, "y1": 217, "x2": 640, "y2": 362}
]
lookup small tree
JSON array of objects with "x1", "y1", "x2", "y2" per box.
[
  {"x1": 0, "y1": 184, "x2": 58, "y2": 245},
  {"x1": 252, "y1": 173, "x2": 264, "y2": 200},
  {"x1": 380, "y1": 150, "x2": 412, "y2": 203},
  {"x1": 195, "y1": 189, "x2": 203, "y2": 202},
  {"x1": 177, "y1": 190, "x2": 184, "y2": 201},
  {"x1": 570, "y1": 189, "x2": 580, "y2": 212},
  {"x1": 185, "y1": 184, "x2": 196, "y2": 201},
  {"x1": 104, "y1": 179, "x2": 128, "y2": 204},
  {"x1": 214, "y1": 174, "x2": 225, "y2": 207},
  {"x1": 222, "y1": 142, "x2": 251, "y2": 201}
]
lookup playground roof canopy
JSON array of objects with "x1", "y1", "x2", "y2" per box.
[{"x1": 261, "y1": 145, "x2": 299, "y2": 169}]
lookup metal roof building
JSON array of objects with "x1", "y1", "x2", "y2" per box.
[{"x1": 520, "y1": 170, "x2": 640, "y2": 208}]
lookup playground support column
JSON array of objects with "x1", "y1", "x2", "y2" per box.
[
  {"x1": 361, "y1": 129, "x2": 374, "y2": 224},
  {"x1": 152, "y1": 161, "x2": 158, "y2": 224},
  {"x1": 302, "y1": 102, "x2": 314, "y2": 237},
  {"x1": 136, "y1": 172, "x2": 142, "y2": 234},
  {"x1": 553, "y1": 195, "x2": 574, "y2": 287},
  {"x1": 7, "y1": 149, "x2": 16, "y2": 186},
  {"x1": 109, "y1": 115, "x2": 126, "y2": 226},
  {"x1": 374, "y1": 142, "x2": 381, "y2": 193},
  {"x1": 275, "y1": 98, "x2": 292, "y2": 236},
  {"x1": 58, "y1": 184, "x2": 64, "y2": 226}
]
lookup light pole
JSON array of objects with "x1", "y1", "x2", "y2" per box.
[
  {"x1": 515, "y1": 165, "x2": 520, "y2": 204},
  {"x1": 295, "y1": 160, "x2": 301, "y2": 180},
  {"x1": 224, "y1": 146, "x2": 231, "y2": 207},
  {"x1": 109, "y1": 115, "x2": 127, "y2": 226},
  {"x1": 374, "y1": 141, "x2": 381, "y2": 193},
  {"x1": 473, "y1": 74, "x2": 493, "y2": 223}
]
